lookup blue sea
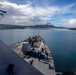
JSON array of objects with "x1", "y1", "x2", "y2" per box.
[{"x1": 0, "y1": 29, "x2": 76, "y2": 72}]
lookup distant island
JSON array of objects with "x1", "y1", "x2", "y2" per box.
[
  {"x1": 0, "y1": 24, "x2": 55, "y2": 29},
  {"x1": 0, "y1": 24, "x2": 76, "y2": 30}
]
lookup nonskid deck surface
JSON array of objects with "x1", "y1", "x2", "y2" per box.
[
  {"x1": 0, "y1": 40, "x2": 43, "y2": 75},
  {"x1": 11, "y1": 36, "x2": 56, "y2": 75}
]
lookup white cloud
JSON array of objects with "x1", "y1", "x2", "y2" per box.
[
  {"x1": 58, "y1": 3, "x2": 76, "y2": 13},
  {"x1": 64, "y1": 18, "x2": 76, "y2": 27},
  {"x1": 0, "y1": 1, "x2": 76, "y2": 26},
  {"x1": 0, "y1": 1, "x2": 60, "y2": 25}
]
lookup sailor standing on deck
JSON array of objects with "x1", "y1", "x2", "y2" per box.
[
  {"x1": 38, "y1": 51, "x2": 41, "y2": 61},
  {"x1": 28, "y1": 37, "x2": 32, "y2": 45},
  {"x1": 45, "y1": 50, "x2": 48, "y2": 58}
]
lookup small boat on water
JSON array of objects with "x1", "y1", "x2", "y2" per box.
[{"x1": 11, "y1": 36, "x2": 56, "y2": 75}]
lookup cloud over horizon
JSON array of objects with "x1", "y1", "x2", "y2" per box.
[
  {"x1": 0, "y1": 0, "x2": 76, "y2": 27},
  {"x1": 64, "y1": 19, "x2": 76, "y2": 27}
]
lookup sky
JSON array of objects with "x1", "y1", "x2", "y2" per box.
[{"x1": 0, "y1": 0, "x2": 76, "y2": 27}]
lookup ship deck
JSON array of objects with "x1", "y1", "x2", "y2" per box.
[
  {"x1": 0, "y1": 40, "x2": 43, "y2": 75},
  {"x1": 11, "y1": 36, "x2": 56, "y2": 75}
]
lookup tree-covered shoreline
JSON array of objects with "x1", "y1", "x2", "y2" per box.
[{"x1": 0, "y1": 24, "x2": 76, "y2": 30}]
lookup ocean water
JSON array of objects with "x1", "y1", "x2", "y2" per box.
[{"x1": 0, "y1": 29, "x2": 76, "y2": 72}]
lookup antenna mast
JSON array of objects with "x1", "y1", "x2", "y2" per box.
[{"x1": 0, "y1": 10, "x2": 7, "y2": 20}]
